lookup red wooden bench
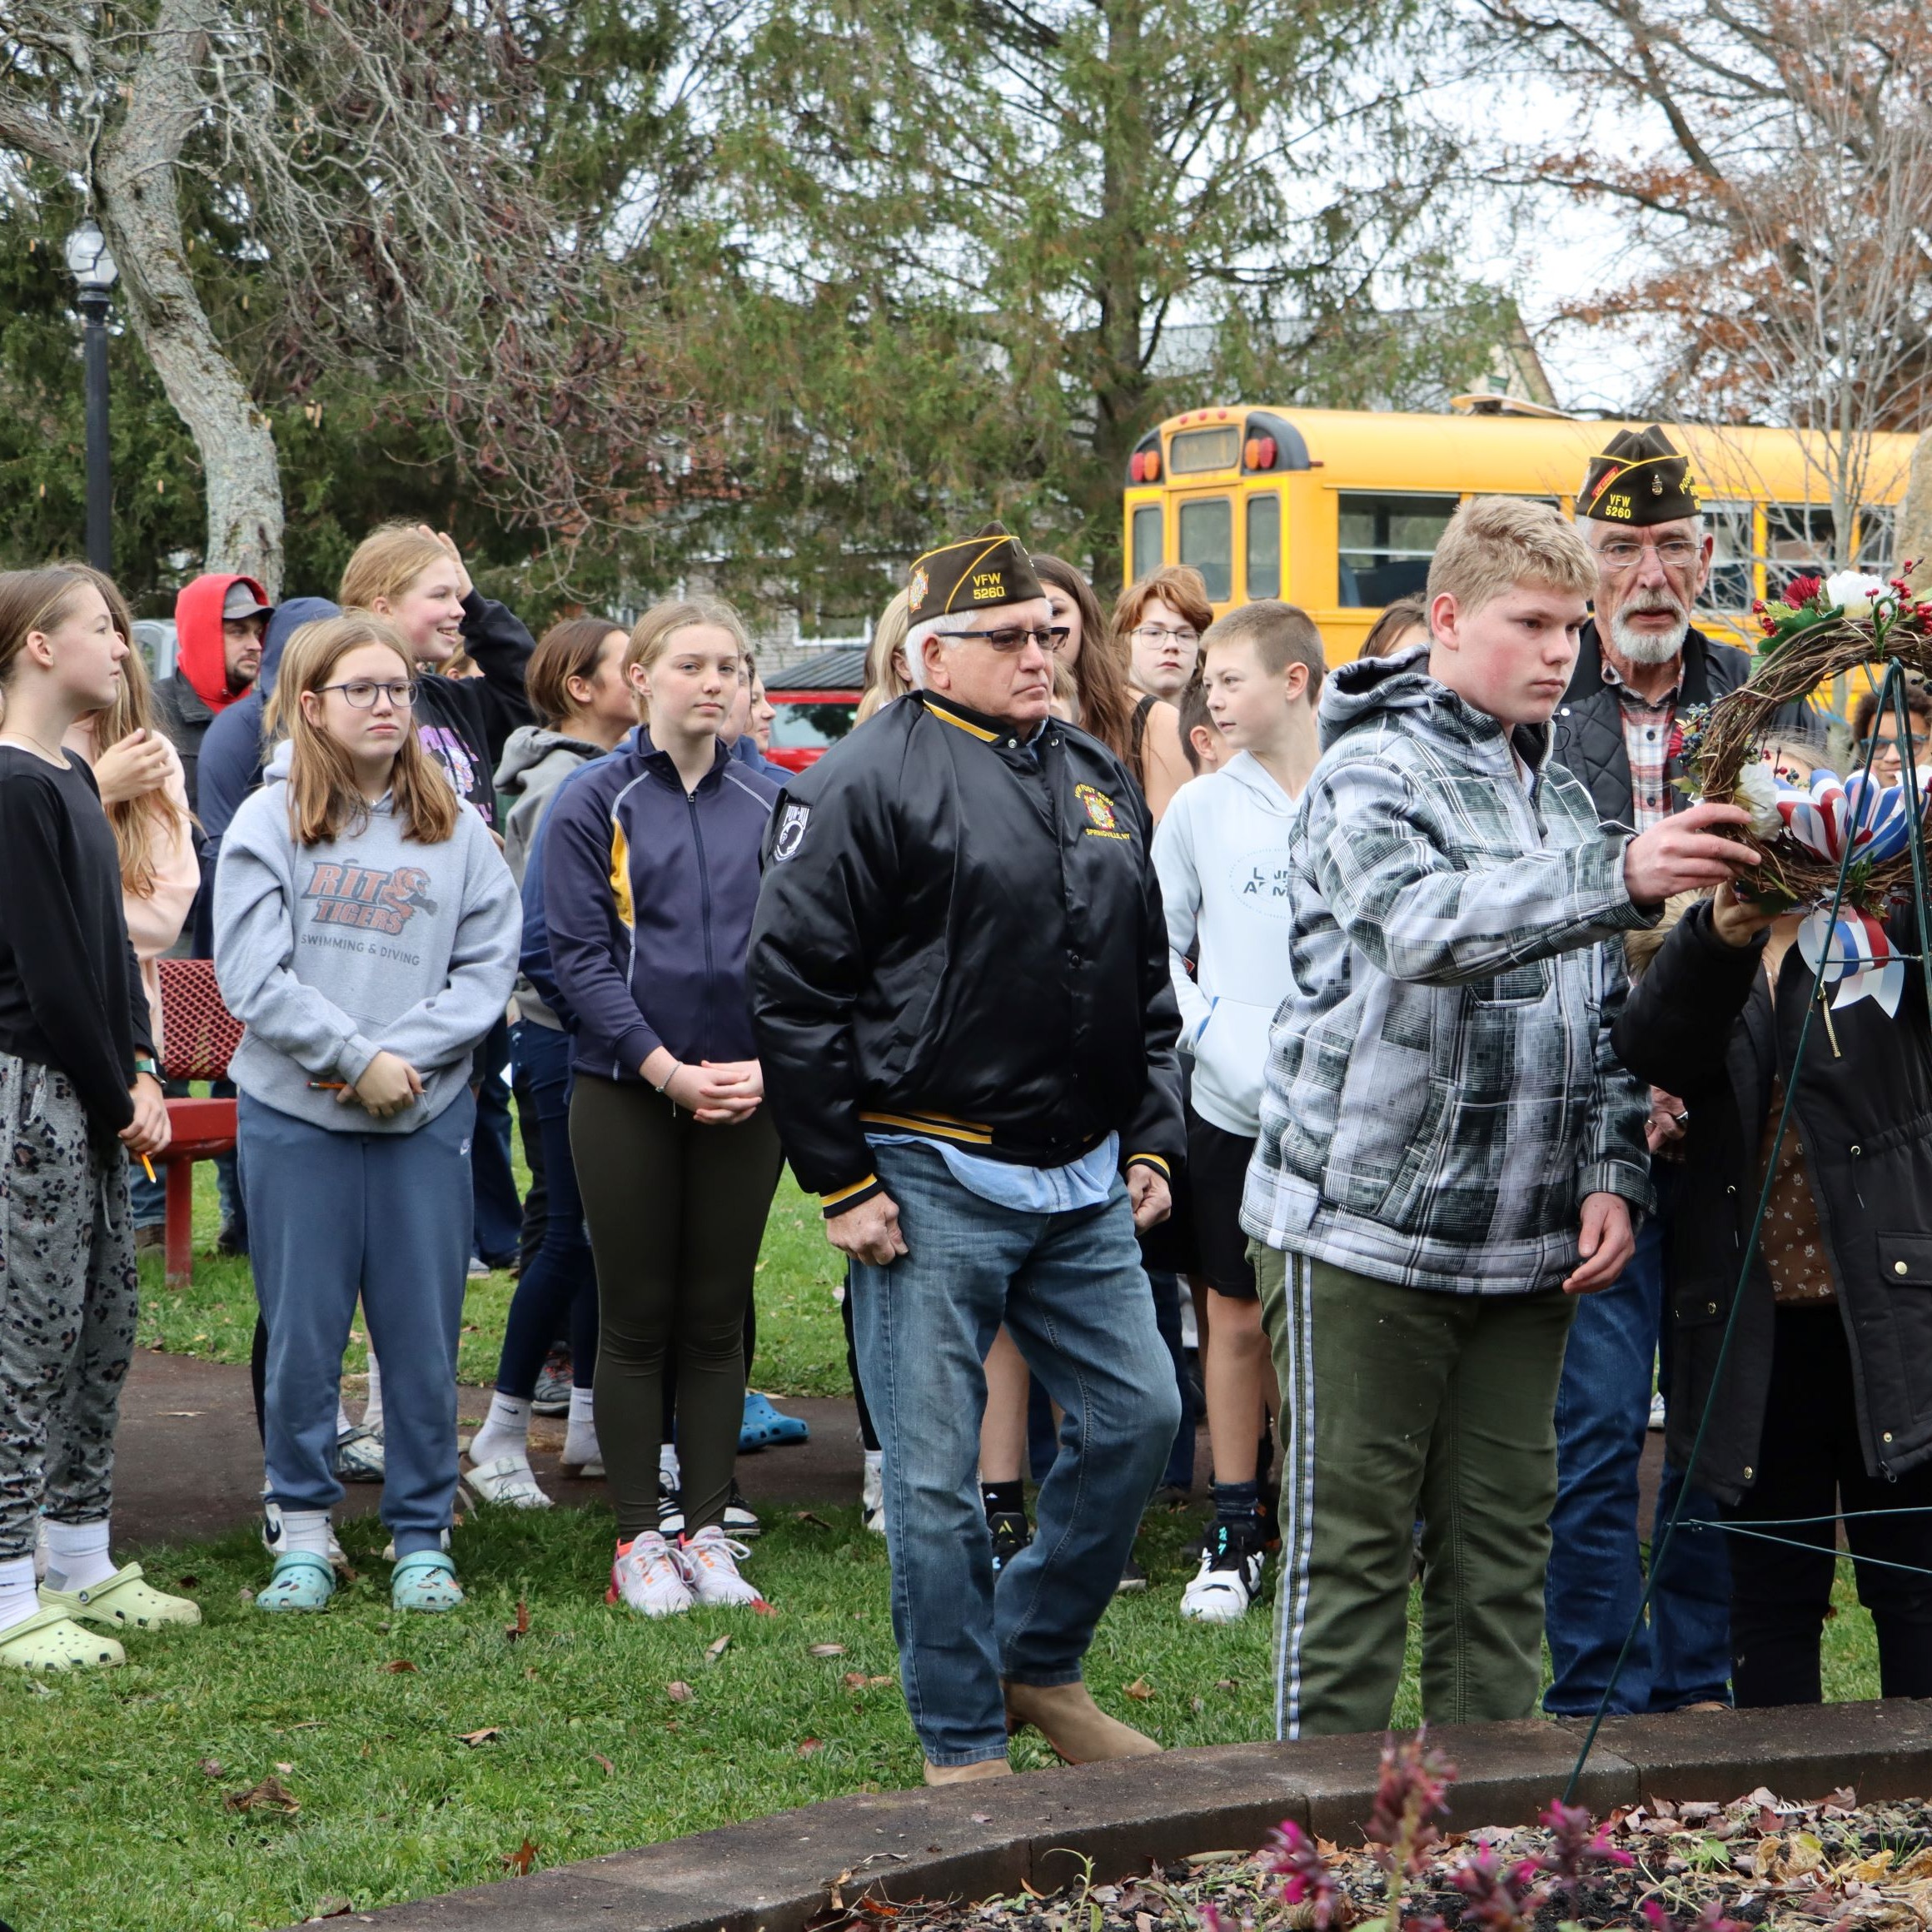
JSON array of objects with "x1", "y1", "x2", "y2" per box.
[{"x1": 154, "y1": 959, "x2": 243, "y2": 1290}]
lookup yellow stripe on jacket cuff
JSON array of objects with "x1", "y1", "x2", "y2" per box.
[
  {"x1": 1124, "y1": 1153, "x2": 1170, "y2": 1176},
  {"x1": 821, "y1": 1174, "x2": 883, "y2": 1216}
]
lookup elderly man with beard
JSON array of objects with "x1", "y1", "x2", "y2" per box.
[{"x1": 1545, "y1": 426, "x2": 1806, "y2": 1721}]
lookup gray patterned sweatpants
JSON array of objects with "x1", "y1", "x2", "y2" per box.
[{"x1": 0, "y1": 1053, "x2": 138, "y2": 1562}]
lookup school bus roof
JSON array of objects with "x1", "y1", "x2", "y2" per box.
[{"x1": 1148, "y1": 406, "x2": 1916, "y2": 506}]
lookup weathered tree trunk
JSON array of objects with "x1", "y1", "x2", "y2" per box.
[
  {"x1": 1900, "y1": 429, "x2": 1932, "y2": 595},
  {"x1": 96, "y1": 0, "x2": 286, "y2": 595}
]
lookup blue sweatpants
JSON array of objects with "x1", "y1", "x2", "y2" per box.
[{"x1": 240, "y1": 1090, "x2": 476, "y2": 1556}]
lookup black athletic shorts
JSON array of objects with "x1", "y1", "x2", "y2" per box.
[{"x1": 1187, "y1": 1109, "x2": 1258, "y2": 1300}]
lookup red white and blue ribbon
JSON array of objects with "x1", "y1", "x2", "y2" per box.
[{"x1": 1797, "y1": 905, "x2": 1905, "y2": 1015}]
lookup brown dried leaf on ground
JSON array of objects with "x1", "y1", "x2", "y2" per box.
[
  {"x1": 706, "y1": 1634, "x2": 731, "y2": 1660},
  {"x1": 809, "y1": 1642, "x2": 847, "y2": 1656},
  {"x1": 665, "y1": 1680, "x2": 695, "y2": 1703},
  {"x1": 1123, "y1": 1677, "x2": 1154, "y2": 1700},
  {"x1": 458, "y1": 1727, "x2": 502, "y2": 1747},
  {"x1": 590, "y1": 1753, "x2": 614, "y2": 1775},
  {"x1": 380, "y1": 1660, "x2": 416, "y2": 1673},
  {"x1": 500, "y1": 1838, "x2": 538, "y2": 1875}
]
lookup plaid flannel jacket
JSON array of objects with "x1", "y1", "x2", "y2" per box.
[{"x1": 1240, "y1": 650, "x2": 1656, "y2": 1295}]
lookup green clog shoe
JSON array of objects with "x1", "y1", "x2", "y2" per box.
[
  {"x1": 257, "y1": 1551, "x2": 337, "y2": 1612},
  {"x1": 391, "y1": 1550, "x2": 464, "y2": 1612},
  {"x1": 41, "y1": 1561, "x2": 202, "y2": 1630},
  {"x1": 0, "y1": 1605, "x2": 125, "y2": 1671}
]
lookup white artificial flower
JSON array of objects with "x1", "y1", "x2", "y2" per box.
[
  {"x1": 1822, "y1": 569, "x2": 1892, "y2": 620},
  {"x1": 1735, "y1": 758, "x2": 1785, "y2": 838}
]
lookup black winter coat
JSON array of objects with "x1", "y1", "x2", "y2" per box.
[
  {"x1": 1551, "y1": 620, "x2": 1761, "y2": 831},
  {"x1": 747, "y1": 690, "x2": 1184, "y2": 1215},
  {"x1": 1613, "y1": 899, "x2": 1932, "y2": 1502}
]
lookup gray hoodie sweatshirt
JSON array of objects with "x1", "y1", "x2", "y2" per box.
[
  {"x1": 214, "y1": 740, "x2": 521, "y2": 1134},
  {"x1": 494, "y1": 724, "x2": 608, "y2": 1030}
]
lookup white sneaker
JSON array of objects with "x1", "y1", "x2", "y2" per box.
[
  {"x1": 861, "y1": 1450, "x2": 886, "y2": 1536},
  {"x1": 260, "y1": 1490, "x2": 349, "y2": 1571},
  {"x1": 680, "y1": 1525, "x2": 766, "y2": 1607},
  {"x1": 1648, "y1": 1392, "x2": 1667, "y2": 1431},
  {"x1": 608, "y1": 1532, "x2": 694, "y2": 1618},
  {"x1": 461, "y1": 1455, "x2": 553, "y2": 1510},
  {"x1": 1180, "y1": 1523, "x2": 1267, "y2": 1624}
]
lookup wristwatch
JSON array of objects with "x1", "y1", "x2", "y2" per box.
[{"x1": 135, "y1": 1056, "x2": 159, "y2": 1079}]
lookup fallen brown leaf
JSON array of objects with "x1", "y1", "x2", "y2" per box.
[
  {"x1": 867, "y1": 1675, "x2": 894, "y2": 1688},
  {"x1": 705, "y1": 1634, "x2": 731, "y2": 1661},
  {"x1": 176, "y1": 1575, "x2": 198, "y2": 1590},
  {"x1": 844, "y1": 1671, "x2": 869, "y2": 1690},
  {"x1": 808, "y1": 1642, "x2": 847, "y2": 1657},
  {"x1": 505, "y1": 1599, "x2": 530, "y2": 1642},
  {"x1": 1123, "y1": 1676, "x2": 1155, "y2": 1700},
  {"x1": 590, "y1": 1753, "x2": 614, "y2": 1776},
  {"x1": 458, "y1": 1727, "x2": 502, "y2": 1747},
  {"x1": 225, "y1": 1775, "x2": 300, "y2": 1814},
  {"x1": 197, "y1": 1758, "x2": 223, "y2": 1779},
  {"x1": 797, "y1": 1737, "x2": 824, "y2": 1755},
  {"x1": 274, "y1": 1760, "x2": 294, "y2": 1774},
  {"x1": 665, "y1": 1681, "x2": 694, "y2": 1703},
  {"x1": 749, "y1": 1598, "x2": 777, "y2": 1615},
  {"x1": 381, "y1": 1660, "x2": 417, "y2": 1674},
  {"x1": 500, "y1": 1838, "x2": 538, "y2": 1875},
  {"x1": 796, "y1": 1511, "x2": 832, "y2": 1528}
]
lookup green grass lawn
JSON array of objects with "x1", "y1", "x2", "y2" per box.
[{"x1": 6, "y1": 1121, "x2": 1887, "y2": 1929}]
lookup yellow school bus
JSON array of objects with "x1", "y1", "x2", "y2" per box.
[{"x1": 1120, "y1": 401, "x2": 1918, "y2": 664}]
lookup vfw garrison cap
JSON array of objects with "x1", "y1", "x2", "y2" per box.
[
  {"x1": 1578, "y1": 424, "x2": 1704, "y2": 525},
  {"x1": 906, "y1": 522, "x2": 1046, "y2": 621}
]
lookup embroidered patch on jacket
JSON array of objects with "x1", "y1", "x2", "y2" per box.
[
  {"x1": 1074, "y1": 782, "x2": 1129, "y2": 839},
  {"x1": 773, "y1": 802, "x2": 810, "y2": 860}
]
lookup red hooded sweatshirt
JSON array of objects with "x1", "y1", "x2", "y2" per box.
[{"x1": 172, "y1": 572, "x2": 269, "y2": 713}]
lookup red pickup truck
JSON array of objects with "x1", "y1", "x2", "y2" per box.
[{"x1": 760, "y1": 644, "x2": 866, "y2": 772}]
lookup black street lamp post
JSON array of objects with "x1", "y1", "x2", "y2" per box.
[{"x1": 63, "y1": 218, "x2": 118, "y2": 575}]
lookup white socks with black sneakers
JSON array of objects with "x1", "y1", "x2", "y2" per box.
[
  {"x1": 564, "y1": 1387, "x2": 600, "y2": 1469},
  {"x1": 468, "y1": 1392, "x2": 533, "y2": 1468},
  {"x1": 42, "y1": 1517, "x2": 115, "y2": 1595},
  {"x1": 0, "y1": 1554, "x2": 37, "y2": 1635}
]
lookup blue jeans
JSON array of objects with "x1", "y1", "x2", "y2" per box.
[
  {"x1": 849, "y1": 1142, "x2": 1181, "y2": 1765},
  {"x1": 241, "y1": 1090, "x2": 476, "y2": 1556},
  {"x1": 1544, "y1": 1196, "x2": 1732, "y2": 1713},
  {"x1": 495, "y1": 1020, "x2": 597, "y2": 1396}
]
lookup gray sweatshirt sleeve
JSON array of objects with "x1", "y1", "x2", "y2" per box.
[
  {"x1": 213, "y1": 806, "x2": 383, "y2": 1086},
  {"x1": 375, "y1": 817, "x2": 521, "y2": 1071}
]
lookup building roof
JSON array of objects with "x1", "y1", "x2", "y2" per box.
[{"x1": 763, "y1": 645, "x2": 869, "y2": 695}]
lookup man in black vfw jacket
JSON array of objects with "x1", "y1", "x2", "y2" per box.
[{"x1": 749, "y1": 525, "x2": 1184, "y2": 1785}]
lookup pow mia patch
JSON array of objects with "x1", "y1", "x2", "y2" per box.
[{"x1": 773, "y1": 802, "x2": 810, "y2": 861}]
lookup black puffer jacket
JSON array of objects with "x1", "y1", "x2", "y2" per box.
[
  {"x1": 1613, "y1": 900, "x2": 1932, "y2": 1502},
  {"x1": 1551, "y1": 620, "x2": 1761, "y2": 831},
  {"x1": 748, "y1": 690, "x2": 1183, "y2": 1214}
]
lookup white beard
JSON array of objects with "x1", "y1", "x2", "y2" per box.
[{"x1": 1608, "y1": 605, "x2": 1689, "y2": 665}]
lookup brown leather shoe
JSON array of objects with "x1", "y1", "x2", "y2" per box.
[
  {"x1": 923, "y1": 1755, "x2": 1013, "y2": 1785},
  {"x1": 1002, "y1": 1678, "x2": 1161, "y2": 1764}
]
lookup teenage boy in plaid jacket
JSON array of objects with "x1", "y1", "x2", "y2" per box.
[{"x1": 1242, "y1": 496, "x2": 1758, "y2": 1739}]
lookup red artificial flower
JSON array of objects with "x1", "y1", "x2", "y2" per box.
[{"x1": 1784, "y1": 573, "x2": 1823, "y2": 607}]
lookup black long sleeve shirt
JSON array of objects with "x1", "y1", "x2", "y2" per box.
[{"x1": 0, "y1": 747, "x2": 153, "y2": 1134}]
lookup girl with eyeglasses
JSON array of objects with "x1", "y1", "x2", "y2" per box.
[
  {"x1": 216, "y1": 615, "x2": 520, "y2": 1616},
  {"x1": 1109, "y1": 565, "x2": 1214, "y2": 821}
]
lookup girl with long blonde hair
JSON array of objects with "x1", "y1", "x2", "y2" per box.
[{"x1": 215, "y1": 614, "x2": 520, "y2": 1617}]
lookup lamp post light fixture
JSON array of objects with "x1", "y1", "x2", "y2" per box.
[{"x1": 63, "y1": 218, "x2": 118, "y2": 575}]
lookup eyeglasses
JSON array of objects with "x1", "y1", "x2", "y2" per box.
[
  {"x1": 934, "y1": 625, "x2": 1070, "y2": 654},
  {"x1": 1860, "y1": 732, "x2": 1930, "y2": 754},
  {"x1": 321, "y1": 680, "x2": 419, "y2": 710},
  {"x1": 1593, "y1": 540, "x2": 1702, "y2": 572},
  {"x1": 1131, "y1": 623, "x2": 1201, "y2": 646}
]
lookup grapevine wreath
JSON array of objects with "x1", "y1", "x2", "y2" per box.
[{"x1": 1676, "y1": 565, "x2": 1932, "y2": 1012}]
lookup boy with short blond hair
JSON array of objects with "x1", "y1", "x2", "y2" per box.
[
  {"x1": 1242, "y1": 496, "x2": 1755, "y2": 1737},
  {"x1": 1154, "y1": 601, "x2": 1325, "y2": 1626}
]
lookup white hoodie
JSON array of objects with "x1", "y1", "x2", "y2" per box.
[{"x1": 1150, "y1": 750, "x2": 1300, "y2": 1138}]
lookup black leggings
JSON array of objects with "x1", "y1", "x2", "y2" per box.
[
  {"x1": 1726, "y1": 1304, "x2": 1932, "y2": 1705},
  {"x1": 570, "y1": 1073, "x2": 782, "y2": 1540}
]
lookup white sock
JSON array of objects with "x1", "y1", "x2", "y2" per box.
[
  {"x1": 42, "y1": 1517, "x2": 116, "y2": 1594},
  {"x1": 280, "y1": 1510, "x2": 335, "y2": 1561},
  {"x1": 362, "y1": 1352, "x2": 385, "y2": 1435},
  {"x1": 336, "y1": 1400, "x2": 354, "y2": 1439},
  {"x1": 469, "y1": 1392, "x2": 532, "y2": 1466},
  {"x1": 658, "y1": 1437, "x2": 680, "y2": 1487},
  {"x1": 565, "y1": 1387, "x2": 600, "y2": 1466},
  {"x1": 0, "y1": 1554, "x2": 38, "y2": 1634}
]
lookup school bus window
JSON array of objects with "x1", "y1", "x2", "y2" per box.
[
  {"x1": 1246, "y1": 493, "x2": 1281, "y2": 600},
  {"x1": 1704, "y1": 503, "x2": 1753, "y2": 610},
  {"x1": 1170, "y1": 426, "x2": 1241, "y2": 474},
  {"x1": 1337, "y1": 492, "x2": 1458, "y2": 606},
  {"x1": 1765, "y1": 503, "x2": 1834, "y2": 597},
  {"x1": 1178, "y1": 497, "x2": 1233, "y2": 602},
  {"x1": 1131, "y1": 504, "x2": 1163, "y2": 581}
]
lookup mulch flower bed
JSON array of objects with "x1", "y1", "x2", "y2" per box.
[{"x1": 824, "y1": 1735, "x2": 1932, "y2": 1932}]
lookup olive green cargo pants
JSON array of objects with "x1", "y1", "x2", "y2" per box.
[{"x1": 1252, "y1": 1243, "x2": 1575, "y2": 1739}]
